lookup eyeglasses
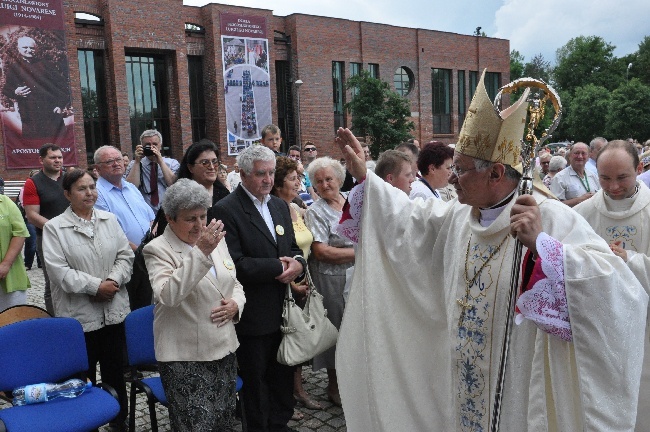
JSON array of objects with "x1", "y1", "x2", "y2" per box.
[
  {"x1": 450, "y1": 164, "x2": 477, "y2": 177},
  {"x1": 288, "y1": 155, "x2": 301, "y2": 160},
  {"x1": 97, "y1": 158, "x2": 123, "y2": 166},
  {"x1": 304, "y1": 148, "x2": 317, "y2": 152},
  {"x1": 193, "y1": 158, "x2": 220, "y2": 168}
]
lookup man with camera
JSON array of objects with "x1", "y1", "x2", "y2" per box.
[{"x1": 125, "y1": 129, "x2": 179, "y2": 211}]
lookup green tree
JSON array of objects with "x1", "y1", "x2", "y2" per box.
[
  {"x1": 345, "y1": 70, "x2": 414, "y2": 158},
  {"x1": 561, "y1": 84, "x2": 611, "y2": 142},
  {"x1": 510, "y1": 50, "x2": 525, "y2": 81},
  {"x1": 605, "y1": 79, "x2": 650, "y2": 140},
  {"x1": 523, "y1": 53, "x2": 552, "y2": 83},
  {"x1": 554, "y1": 36, "x2": 622, "y2": 93},
  {"x1": 634, "y1": 36, "x2": 650, "y2": 85},
  {"x1": 551, "y1": 89, "x2": 572, "y2": 141}
]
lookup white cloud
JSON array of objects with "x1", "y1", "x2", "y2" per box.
[
  {"x1": 495, "y1": 0, "x2": 650, "y2": 64},
  {"x1": 183, "y1": 0, "x2": 649, "y2": 65},
  {"x1": 182, "y1": 0, "x2": 495, "y2": 35}
]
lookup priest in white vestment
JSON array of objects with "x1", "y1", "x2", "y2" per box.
[
  {"x1": 333, "y1": 72, "x2": 648, "y2": 432},
  {"x1": 574, "y1": 140, "x2": 650, "y2": 432}
]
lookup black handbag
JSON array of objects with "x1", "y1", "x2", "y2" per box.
[
  {"x1": 133, "y1": 209, "x2": 164, "y2": 273},
  {"x1": 127, "y1": 209, "x2": 164, "y2": 310}
]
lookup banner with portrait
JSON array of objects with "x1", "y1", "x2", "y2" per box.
[
  {"x1": 220, "y1": 13, "x2": 272, "y2": 156},
  {"x1": 0, "y1": 0, "x2": 77, "y2": 169}
]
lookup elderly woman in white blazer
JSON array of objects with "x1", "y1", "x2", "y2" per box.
[{"x1": 143, "y1": 179, "x2": 245, "y2": 432}]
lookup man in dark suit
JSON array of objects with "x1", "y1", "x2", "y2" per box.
[{"x1": 213, "y1": 145, "x2": 306, "y2": 432}]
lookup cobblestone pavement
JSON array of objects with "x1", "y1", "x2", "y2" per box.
[{"x1": 1, "y1": 267, "x2": 347, "y2": 431}]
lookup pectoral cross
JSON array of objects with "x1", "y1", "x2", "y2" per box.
[{"x1": 457, "y1": 298, "x2": 472, "y2": 327}]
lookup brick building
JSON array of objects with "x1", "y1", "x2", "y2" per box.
[{"x1": 1, "y1": 0, "x2": 510, "y2": 180}]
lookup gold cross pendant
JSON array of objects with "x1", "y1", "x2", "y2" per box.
[{"x1": 457, "y1": 298, "x2": 472, "y2": 327}]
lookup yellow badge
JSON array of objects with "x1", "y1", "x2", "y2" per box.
[
  {"x1": 223, "y1": 259, "x2": 234, "y2": 270},
  {"x1": 276, "y1": 225, "x2": 285, "y2": 236}
]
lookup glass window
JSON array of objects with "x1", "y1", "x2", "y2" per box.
[
  {"x1": 458, "y1": 70, "x2": 466, "y2": 132},
  {"x1": 469, "y1": 71, "x2": 479, "y2": 101},
  {"x1": 484, "y1": 72, "x2": 501, "y2": 102},
  {"x1": 125, "y1": 54, "x2": 171, "y2": 155},
  {"x1": 432, "y1": 68, "x2": 452, "y2": 134},
  {"x1": 187, "y1": 56, "x2": 206, "y2": 142},
  {"x1": 185, "y1": 23, "x2": 205, "y2": 33},
  {"x1": 78, "y1": 49, "x2": 109, "y2": 165},
  {"x1": 274, "y1": 60, "x2": 295, "y2": 148},
  {"x1": 332, "y1": 61, "x2": 345, "y2": 132},
  {"x1": 368, "y1": 63, "x2": 379, "y2": 79},
  {"x1": 350, "y1": 62, "x2": 362, "y2": 97},
  {"x1": 74, "y1": 12, "x2": 102, "y2": 23},
  {"x1": 350, "y1": 62, "x2": 361, "y2": 77},
  {"x1": 394, "y1": 66, "x2": 414, "y2": 97}
]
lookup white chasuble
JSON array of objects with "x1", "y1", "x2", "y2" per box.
[
  {"x1": 337, "y1": 171, "x2": 647, "y2": 432},
  {"x1": 575, "y1": 182, "x2": 650, "y2": 432}
]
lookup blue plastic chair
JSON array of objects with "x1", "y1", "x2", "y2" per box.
[
  {"x1": 124, "y1": 305, "x2": 167, "y2": 432},
  {"x1": 0, "y1": 317, "x2": 120, "y2": 432},
  {"x1": 125, "y1": 305, "x2": 247, "y2": 431}
]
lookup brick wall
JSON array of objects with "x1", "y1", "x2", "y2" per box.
[{"x1": 0, "y1": 0, "x2": 509, "y2": 180}]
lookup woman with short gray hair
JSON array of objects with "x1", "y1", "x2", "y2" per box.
[
  {"x1": 143, "y1": 178, "x2": 246, "y2": 431},
  {"x1": 304, "y1": 157, "x2": 354, "y2": 406},
  {"x1": 160, "y1": 178, "x2": 211, "y2": 219},
  {"x1": 306, "y1": 156, "x2": 346, "y2": 186},
  {"x1": 543, "y1": 155, "x2": 567, "y2": 189}
]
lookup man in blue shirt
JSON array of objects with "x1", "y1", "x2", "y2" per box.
[{"x1": 94, "y1": 145, "x2": 154, "y2": 309}]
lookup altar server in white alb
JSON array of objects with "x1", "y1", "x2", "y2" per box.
[
  {"x1": 333, "y1": 70, "x2": 648, "y2": 432},
  {"x1": 574, "y1": 139, "x2": 650, "y2": 432}
]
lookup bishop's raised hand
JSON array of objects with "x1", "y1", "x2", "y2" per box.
[{"x1": 335, "y1": 128, "x2": 367, "y2": 181}]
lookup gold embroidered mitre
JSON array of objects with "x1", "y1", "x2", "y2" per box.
[{"x1": 457, "y1": 70, "x2": 530, "y2": 167}]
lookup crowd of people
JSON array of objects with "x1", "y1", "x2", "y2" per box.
[
  {"x1": 240, "y1": 70, "x2": 258, "y2": 138},
  {"x1": 3, "y1": 73, "x2": 650, "y2": 432}
]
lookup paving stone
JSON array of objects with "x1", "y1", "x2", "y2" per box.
[{"x1": 10, "y1": 267, "x2": 348, "y2": 431}]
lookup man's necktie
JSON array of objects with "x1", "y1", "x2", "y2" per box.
[{"x1": 150, "y1": 163, "x2": 159, "y2": 207}]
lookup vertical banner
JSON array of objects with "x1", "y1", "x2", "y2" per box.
[
  {"x1": 220, "y1": 13, "x2": 271, "y2": 156},
  {"x1": 0, "y1": 0, "x2": 76, "y2": 169}
]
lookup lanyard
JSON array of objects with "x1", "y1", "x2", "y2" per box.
[{"x1": 577, "y1": 172, "x2": 590, "y2": 193}]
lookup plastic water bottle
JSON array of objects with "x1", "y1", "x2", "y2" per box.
[{"x1": 12, "y1": 379, "x2": 91, "y2": 406}]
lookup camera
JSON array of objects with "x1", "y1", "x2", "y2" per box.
[{"x1": 143, "y1": 144, "x2": 154, "y2": 157}]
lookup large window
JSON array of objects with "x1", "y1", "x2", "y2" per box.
[
  {"x1": 458, "y1": 70, "x2": 466, "y2": 131},
  {"x1": 484, "y1": 72, "x2": 501, "y2": 102},
  {"x1": 332, "y1": 61, "x2": 345, "y2": 132},
  {"x1": 187, "y1": 56, "x2": 206, "y2": 142},
  {"x1": 350, "y1": 62, "x2": 362, "y2": 77},
  {"x1": 125, "y1": 54, "x2": 171, "y2": 154},
  {"x1": 350, "y1": 62, "x2": 362, "y2": 97},
  {"x1": 275, "y1": 60, "x2": 295, "y2": 149},
  {"x1": 78, "y1": 49, "x2": 109, "y2": 165},
  {"x1": 394, "y1": 66, "x2": 414, "y2": 96},
  {"x1": 432, "y1": 68, "x2": 452, "y2": 134},
  {"x1": 368, "y1": 63, "x2": 379, "y2": 79},
  {"x1": 469, "y1": 71, "x2": 479, "y2": 101}
]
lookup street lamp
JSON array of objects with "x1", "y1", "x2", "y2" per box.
[
  {"x1": 627, "y1": 63, "x2": 633, "y2": 82},
  {"x1": 294, "y1": 79, "x2": 303, "y2": 149}
]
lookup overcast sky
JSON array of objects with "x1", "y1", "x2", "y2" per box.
[{"x1": 184, "y1": 0, "x2": 650, "y2": 65}]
